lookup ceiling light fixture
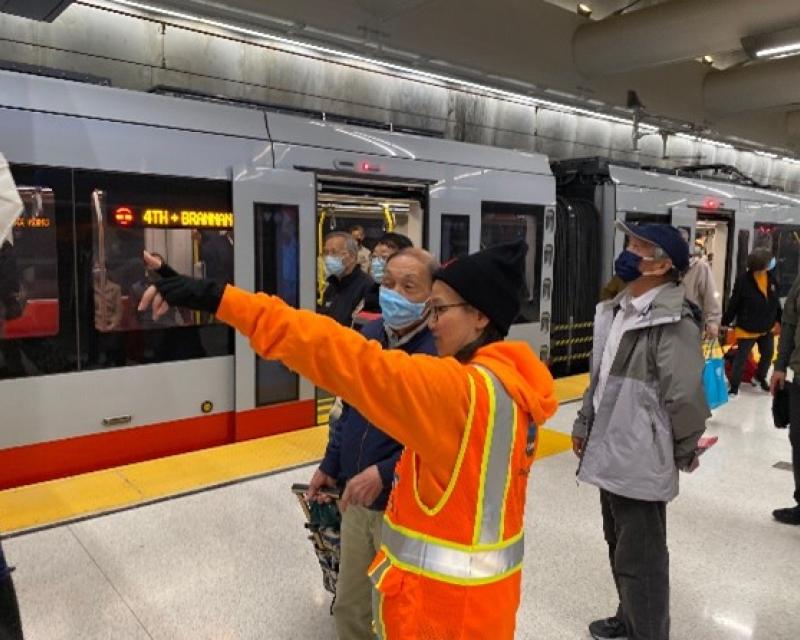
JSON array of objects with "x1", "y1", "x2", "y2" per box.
[
  {"x1": 701, "y1": 55, "x2": 714, "y2": 66},
  {"x1": 577, "y1": 3, "x2": 593, "y2": 17},
  {"x1": 743, "y1": 26, "x2": 800, "y2": 60},
  {"x1": 756, "y1": 42, "x2": 800, "y2": 58}
]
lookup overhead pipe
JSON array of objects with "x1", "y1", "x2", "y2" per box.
[
  {"x1": 573, "y1": 0, "x2": 800, "y2": 76},
  {"x1": 704, "y1": 55, "x2": 800, "y2": 117}
]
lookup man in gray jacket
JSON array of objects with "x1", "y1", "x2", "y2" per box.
[{"x1": 573, "y1": 222, "x2": 709, "y2": 640}]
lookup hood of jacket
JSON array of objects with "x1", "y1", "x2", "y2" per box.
[{"x1": 472, "y1": 340, "x2": 558, "y2": 427}]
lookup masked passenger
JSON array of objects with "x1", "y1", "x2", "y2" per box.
[
  {"x1": 319, "y1": 232, "x2": 373, "y2": 327},
  {"x1": 573, "y1": 222, "x2": 709, "y2": 640},
  {"x1": 308, "y1": 248, "x2": 437, "y2": 639}
]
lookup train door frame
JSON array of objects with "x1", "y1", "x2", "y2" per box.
[
  {"x1": 231, "y1": 167, "x2": 317, "y2": 438},
  {"x1": 694, "y1": 208, "x2": 735, "y2": 308}
]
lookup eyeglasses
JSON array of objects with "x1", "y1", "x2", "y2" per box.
[{"x1": 428, "y1": 302, "x2": 469, "y2": 322}]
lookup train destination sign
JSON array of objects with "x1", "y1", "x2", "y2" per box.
[
  {"x1": 111, "y1": 206, "x2": 233, "y2": 229},
  {"x1": 14, "y1": 216, "x2": 52, "y2": 228}
]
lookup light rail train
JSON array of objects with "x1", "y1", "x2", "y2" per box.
[
  {"x1": 2, "y1": 71, "x2": 799, "y2": 489},
  {"x1": 0, "y1": 70, "x2": 555, "y2": 488}
]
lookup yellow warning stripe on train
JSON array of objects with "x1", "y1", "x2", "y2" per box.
[{"x1": 0, "y1": 374, "x2": 587, "y2": 534}]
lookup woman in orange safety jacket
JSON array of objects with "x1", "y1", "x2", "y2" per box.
[{"x1": 140, "y1": 241, "x2": 557, "y2": 639}]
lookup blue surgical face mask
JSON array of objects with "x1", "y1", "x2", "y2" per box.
[
  {"x1": 379, "y1": 286, "x2": 427, "y2": 330},
  {"x1": 324, "y1": 255, "x2": 345, "y2": 279},
  {"x1": 614, "y1": 250, "x2": 643, "y2": 283},
  {"x1": 371, "y1": 257, "x2": 386, "y2": 283},
  {"x1": 768, "y1": 257, "x2": 777, "y2": 271}
]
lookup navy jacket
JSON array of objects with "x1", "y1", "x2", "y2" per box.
[
  {"x1": 319, "y1": 318, "x2": 437, "y2": 510},
  {"x1": 319, "y1": 267, "x2": 373, "y2": 327}
]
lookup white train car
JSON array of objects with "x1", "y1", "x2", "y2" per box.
[
  {"x1": 551, "y1": 158, "x2": 800, "y2": 374},
  {"x1": 0, "y1": 70, "x2": 555, "y2": 488}
]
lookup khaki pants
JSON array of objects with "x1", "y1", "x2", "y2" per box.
[{"x1": 333, "y1": 505, "x2": 384, "y2": 640}]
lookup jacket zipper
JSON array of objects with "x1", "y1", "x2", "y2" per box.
[
  {"x1": 649, "y1": 409, "x2": 666, "y2": 466},
  {"x1": 356, "y1": 428, "x2": 368, "y2": 472}
]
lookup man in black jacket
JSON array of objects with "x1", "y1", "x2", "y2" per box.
[
  {"x1": 771, "y1": 273, "x2": 800, "y2": 526},
  {"x1": 307, "y1": 248, "x2": 438, "y2": 639},
  {"x1": 319, "y1": 232, "x2": 372, "y2": 327},
  {"x1": 722, "y1": 248, "x2": 781, "y2": 395}
]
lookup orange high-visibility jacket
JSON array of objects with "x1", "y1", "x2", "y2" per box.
[{"x1": 217, "y1": 286, "x2": 558, "y2": 639}]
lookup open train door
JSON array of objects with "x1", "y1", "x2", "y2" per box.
[{"x1": 231, "y1": 166, "x2": 318, "y2": 441}]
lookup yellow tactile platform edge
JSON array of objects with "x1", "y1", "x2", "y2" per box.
[{"x1": 0, "y1": 374, "x2": 587, "y2": 535}]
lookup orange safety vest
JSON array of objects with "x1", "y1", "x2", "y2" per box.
[{"x1": 368, "y1": 365, "x2": 536, "y2": 640}]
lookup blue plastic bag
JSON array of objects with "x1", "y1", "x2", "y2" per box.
[{"x1": 702, "y1": 341, "x2": 728, "y2": 410}]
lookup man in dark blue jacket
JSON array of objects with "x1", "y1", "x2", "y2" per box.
[{"x1": 307, "y1": 248, "x2": 438, "y2": 640}]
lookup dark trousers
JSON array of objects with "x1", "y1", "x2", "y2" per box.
[
  {"x1": 600, "y1": 490, "x2": 669, "y2": 640},
  {"x1": 730, "y1": 333, "x2": 774, "y2": 387},
  {"x1": 787, "y1": 382, "x2": 800, "y2": 505},
  {"x1": 0, "y1": 544, "x2": 23, "y2": 640}
]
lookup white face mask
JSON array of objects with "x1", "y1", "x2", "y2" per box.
[
  {"x1": 370, "y1": 257, "x2": 386, "y2": 283},
  {"x1": 324, "y1": 255, "x2": 345, "y2": 278}
]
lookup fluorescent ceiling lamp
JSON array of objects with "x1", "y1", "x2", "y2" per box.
[
  {"x1": 756, "y1": 42, "x2": 800, "y2": 58},
  {"x1": 743, "y1": 26, "x2": 800, "y2": 59},
  {"x1": 577, "y1": 3, "x2": 592, "y2": 17}
]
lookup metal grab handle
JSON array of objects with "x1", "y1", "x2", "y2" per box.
[
  {"x1": 382, "y1": 203, "x2": 395, "y2": 232},
  {"x1": 91, "y1": 190, "x2": 109, "y2": 331},
  {"x1": 317, "y1": 207, "x2": 328, "y2": 306}
]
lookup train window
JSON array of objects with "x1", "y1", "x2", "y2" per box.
[
  {"x1": 440, "y1": 214, "x2": 470, "y2": 264},
  {"x1": 255, "y1": 204, "x2": 299, "y2": 406},
  {"x1": 624, "y1": 212, "x2": 671, "y2": 225},
  {"x1": 481, "y1": 202, "x2": 543, "y2": 324},
  {"x1": 754, "y1": 223, "x2": 800, "y2": 297},
  {"x1": 74, "y1": 170, "x2": 234, "y2": 369},
  {"x1": 0, "y1": 166, "x2": 77, "y2": 380}
]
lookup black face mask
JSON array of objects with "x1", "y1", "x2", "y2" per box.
[{"x1": 614, "y1": 250, "x2": 643, "y2": 283}]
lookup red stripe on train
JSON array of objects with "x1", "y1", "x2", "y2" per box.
[{"x1": 0, "y1": 400, "x2": 316, "y2": 490}]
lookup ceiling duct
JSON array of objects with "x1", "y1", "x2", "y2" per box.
[
  {"x1": 0, "y1": 0, "x2": 73, "y2": 21},
  {"x1": 704, "y1": 55, "x2": 800, "y2": 117},
  {"x1": 573, "y1": 0, "x2": 800, "y2": 76}
]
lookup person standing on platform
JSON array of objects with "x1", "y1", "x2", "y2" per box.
[
  {"x1": 770, "y1": 273, "x2": 800, "y2": 526},
  {"x1": 308, "y1": 248, "x2": 438, "y2": 639},
  {"x1": 319, "y1": 232, "x2": 373, "y2": 327},
  {"x1": 722, "y1": 248, "x2": 781, "y2": 394},
  {"x1": 139, "y1": 241, "x2": 557, "y2": 639},
  {"x1": 572, "y1": 222, "x2": 708, "y2": 640},
  {"x1": 679, "y1": 228, "x2": 722, "y2": 339}
]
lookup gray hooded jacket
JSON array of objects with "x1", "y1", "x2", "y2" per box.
[{"x1": 572, "y1": 283, "x2": 709, "y2": 502}]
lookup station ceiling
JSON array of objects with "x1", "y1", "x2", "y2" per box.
[{"x1": 9, "y1": 0, "x2": 800, "y2": 153}]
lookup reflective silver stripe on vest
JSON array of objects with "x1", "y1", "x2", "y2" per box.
[
  {"x1": 381, "y1": 523, "x2": 524, "y2": 582},
  {"x1": 475, "y1": 366, "x2": 516, "y2": 544}
]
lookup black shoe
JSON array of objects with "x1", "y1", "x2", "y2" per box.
[
  {"x1": 729, "y1": 385, "x2": 739, "y2": 396},
  {"x1": 773, "y1": 506, "x2": 800, "y2": 525},
  {"x1": 589, "y1": 616, "x2": 628, "y2": 639},
  {"x1": 755, "y1": 375, "x2": 770, "y2": 392}
]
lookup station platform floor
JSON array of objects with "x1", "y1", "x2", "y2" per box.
[{"x1": 2, "y1": 378, "x2": 798, "y2": 639}]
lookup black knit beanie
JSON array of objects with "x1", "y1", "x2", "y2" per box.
[{"x1": 433, "y1": 240, "x2": 527, "y2": 336}]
